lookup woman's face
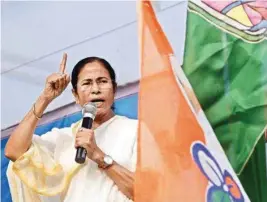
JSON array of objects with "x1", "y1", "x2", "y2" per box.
[{"x1": 72, "y1": 61, "x2": 115, "y2": 116}]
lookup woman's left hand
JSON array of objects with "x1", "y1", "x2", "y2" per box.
[{"x1": 75, "y1": 128, "x2": 103, "y2": 162}]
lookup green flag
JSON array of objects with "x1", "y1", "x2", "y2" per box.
[{"x1": 183, "y1": 1, "x2": 267, "y2": 201}]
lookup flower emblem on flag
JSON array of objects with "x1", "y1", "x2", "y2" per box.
[
  {"x1": 189, "y1": 0, "x2": 267, "y2": 42},
  {"x1": 192, "y1": 142, "x2": 244, "y2": 202},
  {"x1": 201, "y1": 0, "x2": 267, "y2": 32}
]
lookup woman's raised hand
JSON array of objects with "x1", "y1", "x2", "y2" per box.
[{"x1": 42, "y1": 53, "x2": 71, "y2": 103}]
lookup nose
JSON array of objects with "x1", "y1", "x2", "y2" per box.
[{"x1": 90, "y1": 81, "x2": 100, "y2": 94}]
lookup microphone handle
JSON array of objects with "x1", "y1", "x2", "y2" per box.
[{"x1": 75, "y1": 117, "x2": 93, "y2": 164}]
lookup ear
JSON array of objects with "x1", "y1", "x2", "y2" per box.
[
  {"x1": 113, "y1": 82, "x2": 118, "y2": 94},
  {"x1": 72, "y1": 89, "x2": 80, "y2": 104}
]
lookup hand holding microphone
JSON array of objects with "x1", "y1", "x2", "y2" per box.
[{"x1": 75, "y1": 102, "x2": 103, "y2": 164}]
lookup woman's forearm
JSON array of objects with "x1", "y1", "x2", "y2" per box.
[
  {"x1": 93, "y1": 150, "x2": 135, "y2": 200},
  {"x1": 5, "y1": 94, "x2": 50, "y2": 161},
  {"x1": 105, "y1": 162, "x2": 135, "y2": 200}
]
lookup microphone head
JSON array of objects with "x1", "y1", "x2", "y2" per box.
[{"x1": 82, "y1": 102, "x2": 97, "y2": 119}]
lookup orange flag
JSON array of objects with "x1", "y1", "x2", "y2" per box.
[
  {"x1": 135, "y1": 1, "x2": 207, "y2": 201},
  {"x1": 135, "y1": 1, "x2": 249, "y2": 202}
]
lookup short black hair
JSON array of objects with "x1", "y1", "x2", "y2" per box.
[{"x1": 71, "y1": 57, "x2": 117, "y2": 93}]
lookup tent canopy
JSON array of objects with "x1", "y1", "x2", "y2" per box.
[{"x1": 1, "y1": 1, "x2": 187, "y2": 129}]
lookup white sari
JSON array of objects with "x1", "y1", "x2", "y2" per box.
[{"x1": 7, "y1": 115, "x2": 138, "y2": 202}]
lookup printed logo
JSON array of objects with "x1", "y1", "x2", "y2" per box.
[{"x1": 192, "y1": 142, "x2": 244, "y2": 202}]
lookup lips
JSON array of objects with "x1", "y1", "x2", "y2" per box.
[
  {"x1": 91, "y1": 99, "x2": 105, "y2": 106},
  {"x1": 91, "y1": 99, "x2": 105, "y2": 102}
]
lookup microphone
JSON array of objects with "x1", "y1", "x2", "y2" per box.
[{"x1": 75, "y1": 102, "x2": 97, "y2": 164}]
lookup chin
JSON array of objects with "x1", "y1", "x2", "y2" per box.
[
  {"x1": 95, "y1": 108, "x2": 107, "y2": 116},
  {"x1": 96, "y1": 106, "x2": 113, "y2": 116}
]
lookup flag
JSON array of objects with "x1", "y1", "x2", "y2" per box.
[
  {"x1": 183, "y1": 1, "x2": 267, "y2": 201},
  {"x1": 135, "y1": 1, "x2": 249, "y2": 201}
]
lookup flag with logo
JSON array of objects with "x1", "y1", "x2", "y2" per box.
[
  {"x1": 135, "y1": 1, "x2": 250, "y2": 201},
  {"x1": 183, "y1": 1, "x2": 267, "y2": 201}
]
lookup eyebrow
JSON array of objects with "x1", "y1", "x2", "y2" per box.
[{"x1": 80, "y1": 77, "x2": 109, "y2": 83}]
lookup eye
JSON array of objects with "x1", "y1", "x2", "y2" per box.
[
  {"x1": 97, "y1": 79, "x2": 108, "y2": 84},
  {"x1": 100, "y1": 80, "x2": 108, "y2": 83},
  {"x1": 82, "y1": 81, "x2": 92, "y2": 86}
]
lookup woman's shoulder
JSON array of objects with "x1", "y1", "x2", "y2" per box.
[
  {"x1": 114, "y1": 115, "x2": 138, "y2": 128},
  {"x1": 111, "y1": 115, "x2": 138, "y2": 138},
  {"x1": 39, "y1": 120, "x2": 81, "y2": 140},
  {"x1": 49, "y1": 124, "x2": 76, "y2": 135}
]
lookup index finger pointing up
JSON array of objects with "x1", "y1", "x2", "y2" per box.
[{"x1": 59, "y1": 53, "x2": 67, "y2": 73}]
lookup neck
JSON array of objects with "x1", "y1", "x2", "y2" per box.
[{"x1": 93, "y1": 109, "x2": 115, "y2": 129}]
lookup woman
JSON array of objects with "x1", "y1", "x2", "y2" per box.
[{"x1": 5, "y1": 54, "x2": 137, "y2": 202}]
